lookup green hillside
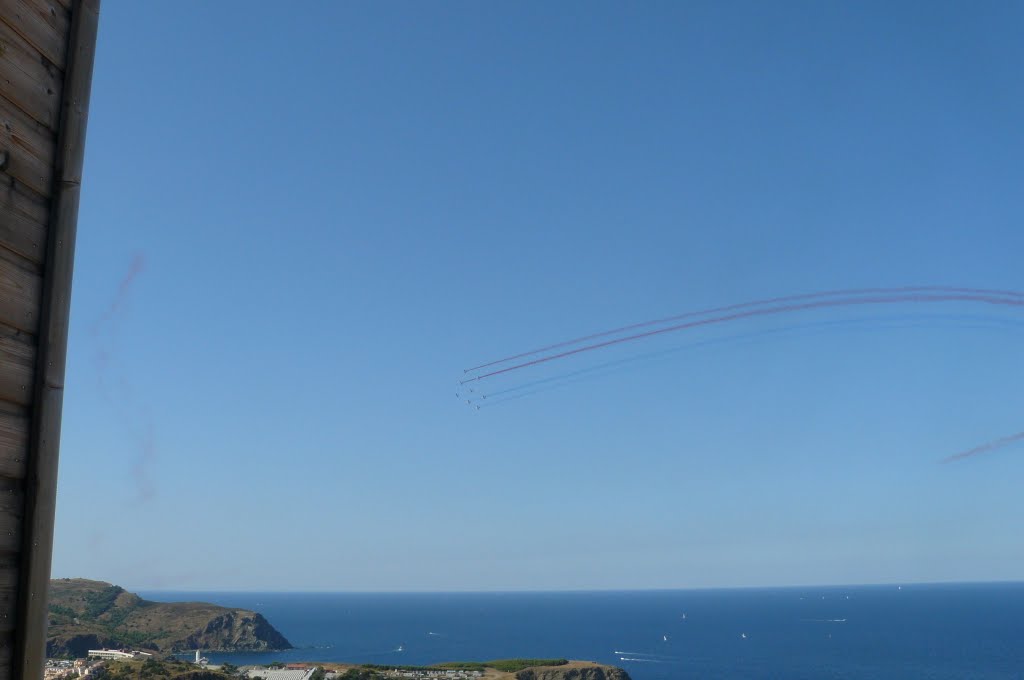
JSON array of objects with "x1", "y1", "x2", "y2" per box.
[{"x1": 47, "y1": 579, "x2": 292, "y2": 657}]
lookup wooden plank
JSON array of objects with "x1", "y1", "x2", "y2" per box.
[
  {"x1": 0, "y1": 166, "x2": 45, "y2": 223},
  {"x1": 0, "y1": 605, "x2": 13, "y2": 636},
  {"x1": 0, "y1": 172, "x2": 48, "y2": 264},
  {"x1": 0, "y1": 324, "x2": 33, "y2": 407},
  {"x1": 0, "y1": 477, "x2": 23, "y2": 554},
  {"x1": 0, "y1": 249, "x2": 39, "y2": 333},
  {"x1": 0, "y1": 92, "x2": 57, "y2": 162},
  {"x1": 0, "y1": 630, "x2": 12, "y2": 677},
  {"x1": 0, "y1": 403, "x2": 27, "y2": 480},
  {"x1": 17, "y1": 0, "x2": 99, "y2": 676},
  {"x1": 0, "y1": 93, "x2": 56, "y2": 197},
  {"x1": 0, "y1": 559, "x2": 15, "y2": 590},
  {"x1": 0, "y1": 0, "x2": 70, "y2": 70},
  {"x1": 0, "y1": 599, "x2": 13, "y2": 635},
  {"x1": 0, "y1": 14, "x2": 62, "y2": 130},
  {"x1": 0, "y1": 553, "x2": 17, "y2": 634}
]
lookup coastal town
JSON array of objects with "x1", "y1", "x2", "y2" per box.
[
  {"x1": 45, "y1": 655, "x2": 492, "y2": 680},
  {"x1": 43, "y1": 658, "x2": 105, "y2": 679},
  {"x1": 44, "y1": 649, "x2": 157, "y2": 679},
  {"x1": 43, "y1": 644, "x2": 619, "y2": 680},
  {"x1": 242, "y1": 667, "x2": 485, "y2": 680}
]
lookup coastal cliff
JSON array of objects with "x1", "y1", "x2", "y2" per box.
[
  {"x1": 46, "y1": 579, "x2": 291, "y2": 656},
  {"x1": 515, "y1": 663, "x2": 631, "y2": 680}
]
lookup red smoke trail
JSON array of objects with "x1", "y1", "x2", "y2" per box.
[
  {"x1": 91, "y1": 253, "x2": 158, "y2": 503},
  {"x1": 941, "y1": 431, "x2": 1024, "y2": 463},
  {"x1": 463, "y1": 286, "x2": 1024, "y2": 374},
  {"x1": 92, "y1": 252, "x2": 146, "y2": 334},
  {"x1": 92, "y1": 253, "x2": 145, "y2": 397},
  {"x1": 114, "y1": 253, "x2": 145, "y2": 309},
  {"x1": 131, "y1": 423, "x2": 158, "y2": 503},
  {"x1": 466, "y1": 311, "x2": 1019, "y2": 406},
  {"x1": 463, "y1": 293, "x2": 1024, "y2": 383}
]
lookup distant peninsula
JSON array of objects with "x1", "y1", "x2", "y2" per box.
[
  {"x1": 46, "y1": 581, "x2": 631, "y2": 680},
  {"x1": 46, "y1": 579, "x2": 292, "y2": 657}
]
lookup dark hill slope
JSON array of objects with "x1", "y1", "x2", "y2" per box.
[{"x1": 47, "y1": 579, "x2": 291, "y2": 656}]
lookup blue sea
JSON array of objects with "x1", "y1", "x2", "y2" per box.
[{"x1": 141, "y1": 583, "x2": 1024, "y2": 679}]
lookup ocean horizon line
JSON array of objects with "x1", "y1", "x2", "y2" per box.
[{"x1": 126, "y1": 578, "x2": 1024, "y2": 596}]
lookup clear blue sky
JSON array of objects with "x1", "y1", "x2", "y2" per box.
[{"x1": 51, "y1": 1, "x2": 1024, "y2": 591}]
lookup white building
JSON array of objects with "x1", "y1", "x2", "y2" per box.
[
  {"x1": 245, "y1": 668, "x2": 319, "y2": 680},
  {"x1": 87, "y1": 650, "x2": 152, "y2": 661}
]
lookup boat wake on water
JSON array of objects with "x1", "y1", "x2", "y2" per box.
[
  {"x1": 802, "y1": 618, "x2": 848, "y2": 623},
  {"x1": 614, "y1": 651, "x2": 679, "y2": 663}
]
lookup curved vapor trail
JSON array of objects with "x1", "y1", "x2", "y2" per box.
[
  {"x1": 467, "y1": 312, "x2": 1024, "y2": 406},
  {"x1": 463, "y1": 286, "x2": 1024, "y2": 374},
  {"x1": 941, "y1": 431, "x2": 1024, "y2": 463},
  {"x1": 462, "y1": 294, "x2": 1024, "y2": 383}
]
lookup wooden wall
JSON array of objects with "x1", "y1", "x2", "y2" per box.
[{"x1": 0, "y1": 0, "x2": 98, "y2": 676}]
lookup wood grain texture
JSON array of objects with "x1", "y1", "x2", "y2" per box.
[
  {"x1": 0, "y1": 557, "x2": 16, "y2": 634},
  {"x1": 0, "y1": 591, "x2": 14, "y2": 640},
  {"x1": 0, "y1": 173, "x2": 48, "y2": 263},
  {"x1": 0, "y1": 324, "x2": 32, "y2": 407},
  {"x1": 0, "y1": 165, "x2": 44, "y2": 222},
  {"x1": 0, "y1": 13, "x2": 62, "y2": 130},
  {"x1": 0, "y1": 629, "x2": 12, "y2": 674},
  {"x1": 0, "y1": 94, "x2": 56, "y2": 197},
  {"x1": 0, "y1": 477, "x2": 23, "y2": 554},
  {"x1": 0, "y1": 0, "x2": 70, "y2": 70},
  {"x1": 0, "y1": 249, "x2": 39, "y2": 333},
  {"x1": 0, "y1": 403, "x2": 27, "y2": 480},
  {"x1": 0, "y1": 553, "x2": 16, "y2": 589}
]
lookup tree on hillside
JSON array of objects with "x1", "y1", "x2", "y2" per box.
[
  {"x1": 106, "y1": 663, "x2": 134, "y2": 680},
  {"x1": 140, "y1": 658, "x2": 170, "y2": 678},
  {"x1": 338, "y1": 670, "x2": 381, "y2": 680}
]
